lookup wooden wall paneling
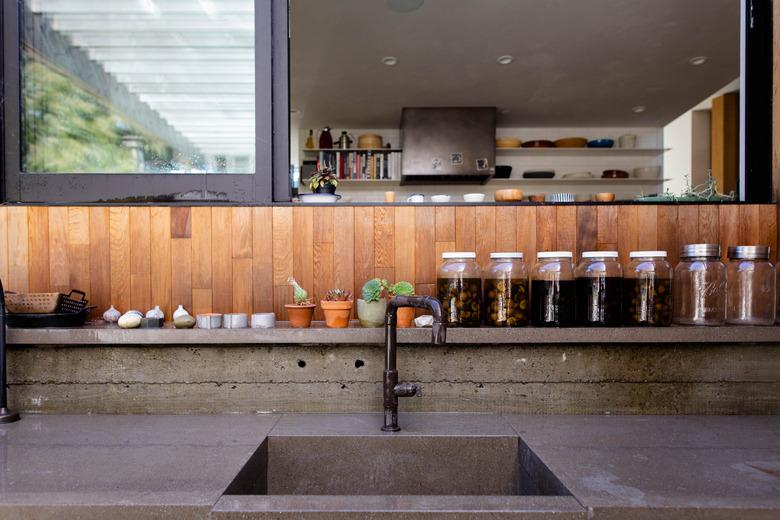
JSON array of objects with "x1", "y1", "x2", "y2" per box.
[
  {"x1": 555, "y1": 206, "x2": 577, "y2": 256},
  {"x1": 636, "y1": 205, "x2": 658, "y2": 251},
  {"x1": 170, "y1": 207, "x2": 191, "y2": 239},
  {"x1": 191, "y1": 207, "x2": 213, "y2": 314},
  {"x1": 596, "y1": 206, "x2": 617, "y2": 251},
  {"x1": 312, "y1": 206, "x2": 335, "y2": 319},
  {"x1": 67, "y1": 207, "x2": 91, "y2": 298},
  {"x1": 231, "y1": 207, "x2": 253, "y2": 316},
  {"x1": 149, "y1": 207, "x2": 172, "y2": 318},
  {"x1": 617, "y1": 206, "x2": 638, "y2": 263},
  {"x1": 677, "y1": 206, "x2": 700, "y2": 246},
  {"x1": 293, "y1": 207, "x2": 314, "y2": 295},
  {"x1": 718, "y1": 205, "x2": 740, "y2": 260},
  {"x1": 414, "y1": 207, "x2": 436, "y2": 285},
  {"x1": 272, "y1": 207, "x2": 294, "y2": 312},
  {"x1": 739, "y1": 205, "x2": 760, "y2": 245},
  {"x1": 252, "y1": 207, "x2": 274, "y2": 313},
  {"x1": 27, "y1": 207, "x2": 50, "y2": 292},
  {"x1": 435, "y1": 241, "x2": 457, "y2": 267},
  {"x1": 475, "y1": 206, "x2": 495, "y2": 267},
  {"x1": 656, "y1": 206, "x2": 679, "y2": 264},
  {"x1": 435, "y1": 206, "x2": 455, "y2": 242},
  {"x1": 211, "y1": 207, "x2": 233, "y2": 314},
  {"x1": 332, "y1": 207, "x2": 355, "y2": 316},
  {"x1": 108, "y1": 207, "x2": 131, "y2": 311},
  {"x1": 455, "y1": 207, "x2": 476, "y2": 252},
  {"x1": 495, "y1": 206, "x2": 517, "y2": 252},
  {"x1": 575, "y1": 206, "x2": 597, "y2": 258},
  {"x1": 516, "y1": 207, "x2": 537, "y2": 262},
  {"x1": 88, "y1": 207, "x2": 111, "y2": 317},
  {"x1": 128, "y1": 207, "x2": 150, "y2": 311},
  {"x1": 373, "y1": 207, "x2": 395, "y2": 269},
  {"x1": 312, "y1": 206, "x2": 334, "y2": 244},
  {"x1": 758, "y1": 205, "x2": 778, "y2": 262},
  {"x1": 171, "y1": 237, "x2": 192, "y2": 312},
  {"x1": 697, "y1": 205, "x2": 720, "y2": 246},
  {"x1": 47, "y1": 207, "x2": 69, "y2": 294},
  {"x1": 394, "y1": 207, "x2": 416, "y2": 283},
  {"x1": 6, "y1": 207, "x2": 29, "y2": 293},
  {"x1": 353, "y1": 207, "x2": 375, "y2": 292},
  {"x1": 536, "y1": 206, "x2": 556, "y2": 252},
  {"x1": 0, "y1": 208, "x2": 7, "y2": 286}
]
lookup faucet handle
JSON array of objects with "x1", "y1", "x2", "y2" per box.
[{"x1": 393, "y1": 382, "x2": 421, "y2": 398}]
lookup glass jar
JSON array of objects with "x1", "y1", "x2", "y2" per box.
[
  {"x1": 437, "y1": 252, "x2": 482, "y2": 327},
  {"x1": 673, "y1": 244, "x2": 727, "y2": 326},
  {"x1": 575, "y1": 251, "x2": 623, "y2": 326},
  {"x1": 726, "y1": 246, "x2": 776, "y2": 325},
  {"x1": 530, "y1": 252, "x2": 575, "y2": 327},
  {"x1": 484, "y1": 252, "x2": 529, "y2": 327},
  {"x1": 623, "y1": 251, "x2": 673, "y2": 326}
]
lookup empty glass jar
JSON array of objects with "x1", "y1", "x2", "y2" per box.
[
  {"x1": 673, "y1": 244, "x2": 726, "y2": 326},
  {"x1": 575, "y1": 251, "x2": 623, "y2": 326},
  {"x1": 623, "y1": 251, "x2": 673, "y2": 326},
  {"x1": 484, "y1": 253, "x2": 528, "y2": 327},
  {"x1": 437, "y1": 252, "x2": 482, "y2": 327},
  {"x1": 726, "y1": 246, "x2": 776, "y2": 325},
  {"x1": 531, "y1": 252, "x2": 575, "y2": 327}
]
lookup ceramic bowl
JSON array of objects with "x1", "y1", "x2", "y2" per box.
[
  {"x1": 494, "y1": 165, "x2": 512, "y2": 179},
  {"x1": 430, "y1": 195, "x2": 451, "y2": 203},
  {"x1": 494, "y1": 189, "x2": 524, "y2": 202},
  {"x1": 595, "y1": 192, "x2": 616, "y2": 202},
  {"x1": 554, "y1": 137, "x2": 588, "y2": 148},
  {"x1": 251, "y1": 313, "x2": 276, "y2": 329},
  {"x1": 196, "y1": 313, "x2": 223, "y2": 329},
  {"x1": 562, "y1": 171, "x2": 593, "y2": 179},
  {"x1": 223, "y1": 313, "x2": 248, "y2": 329},
  {"x1": 528, "y1": 194, "x2": 546, "y2": 203},
  {"x1": 587, "y1": 139, "x2": 615, "y2": 148},
  {"x1": 406, "y1": 194, "x2": 425, "y2": 203},
  {"x1": 496, "y1": 137, "x2": 522, "y2": 148},
  {"x1": 463, "y1": 193, "x2": 486, "y2": 202},
  {"x1": 633, "y1": 166, "x2": 662, "y2": 179},
  {"x1": 522, "y1": 170, "x2": 555, "y2": 179},
  {"x1": 522, "y1": 140, "x2": 555, "y2": 148},
  {"x1": 602, "y1": 169, "x2": 629, "y2": 179},
  {"x1": 545, "y1": 193, "x2": 576, "y2": 203},
  {"x1": 299, "y1": 193, "x2": 340, "y2": 204}
]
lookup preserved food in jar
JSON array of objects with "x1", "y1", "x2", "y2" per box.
[
  {"x1": 673, "y1": 244, "x2": 726, "y2": 326},
  {"x1": 623, "y1": 251, "x2": 673, "y2": 326},
  {"x1": 437, "y1": 252, "x2": 482, "y2": 327},
  {"x1": 575, "y1": 251, "x2": 623, "y2": 326},
  {"x1": 531, "y1": 252, "x2": 575, "y2": 327},
  {"x1": 726, "y1": 246, "x2": 776, "y2": 325},
  {"x1": 484, "y1": 252, "x2": 528, "y2": 327}
]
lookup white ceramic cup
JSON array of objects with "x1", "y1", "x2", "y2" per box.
[
  {"x1": 406, "y1": 194, "x2": 425, "y2": 203},
  {"x1": 463, "y1": 193, "x2": 486, "y2": 202},
  {"x1": 251, "y1": 313, "x2": 276, "y2": 329},
  {"x1": 430, "y1": 195, "x2": 451, "y2": 203},
  {"x1": 618, "y1": 134, "x2": 637, "y2": 148}
]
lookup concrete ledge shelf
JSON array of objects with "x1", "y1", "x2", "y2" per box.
[{"x1": 7, "y1": 321, "x2": 779, "y2": 345}]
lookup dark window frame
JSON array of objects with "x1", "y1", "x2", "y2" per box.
[{"x1": 1, "y1": 0, "x2": 290, "y2": 204}]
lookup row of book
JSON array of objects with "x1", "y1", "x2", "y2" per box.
[{"x1": 316, "y1": 151, "x2": 402, "y2": 180}]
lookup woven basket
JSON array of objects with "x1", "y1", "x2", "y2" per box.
[{"x1": 5, "y1": 293, "x2": 63, "y2": 314}]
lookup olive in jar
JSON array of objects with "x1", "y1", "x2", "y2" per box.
[
  {"x1": 484, "y1": 278, "x2": 528, "y2": 326},
  {"x1": 437, "y1": 277, "x2": 482, "y2": 327}
]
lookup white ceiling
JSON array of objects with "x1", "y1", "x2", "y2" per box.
[{"x1": 291, "y1": 0, "x2": 740, "y2": 129}]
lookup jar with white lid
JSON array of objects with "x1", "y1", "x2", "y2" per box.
[
  {"x1": 726, "y1": 246, "x2": 776, "y2": 325},
  {"x1": 484, "y1": 252, "x2": 528, "y2": 327},
  {"x1": 623, "y1": 251, "x2": 673, "y2": 326},
  {"x1": 673, "y1": 244, "x2": 726, "y2": 326},
  {"x1": 531, "y1": 251, "x2": 575, "y2": 327},
  {"x1": 437, "y1": 252, "x2": 482, "y2": 327},
  {"x1": 575, "y1": 251, "x2": 623, "y2": 326}
]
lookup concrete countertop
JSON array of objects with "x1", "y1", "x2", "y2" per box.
[
  {"x1": 7, "y1": 321, "x2": 780, "y2": 345},
  {"x1": 0, "y1": 414, "x2": 778, "y2": 519}
]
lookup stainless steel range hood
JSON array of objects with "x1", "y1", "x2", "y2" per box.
[{"x1": 400, "y1": 107, "x2": 496, "y2": 184}]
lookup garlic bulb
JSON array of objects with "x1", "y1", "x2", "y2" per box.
[
  {"x1": 102, "y1": 305, "x2": 121, "y2": 323},
  {"x1": 145, "y1": 305, "x2": 164, "y2": 319}
]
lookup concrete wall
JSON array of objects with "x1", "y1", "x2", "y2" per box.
[{"x1": 8, "y1": 343, "x2": 779, "y2": 415}]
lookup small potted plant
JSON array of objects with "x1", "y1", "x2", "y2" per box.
[
  {"x1": 357, "y1": 278, "x2": 387, "y2": 328},
  {"x1": 321, "y1": 288, "x2": 353, "y2": 328},
  {"x1": 284, "y1": 276, "x2": 316, "y2": 328},
  {"x1": 307, "y1": 166, "x2": 339, "y2": 194},
  {"x1": 388, "y1": 281, "x2": 415, "y2": 328}
]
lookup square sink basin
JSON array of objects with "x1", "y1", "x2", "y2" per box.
[{"x1": 213, "y1": 436, "x2": 583, "y2": 518}]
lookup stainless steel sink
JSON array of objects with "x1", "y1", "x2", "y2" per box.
[{"x1": 213, "y1": 436, "x2": 583, "y2": 518}]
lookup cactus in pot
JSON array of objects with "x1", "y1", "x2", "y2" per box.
[
  {"x1": 284, "y1": 276, "x2": 316, "y2": 328},
  {"x1": 320, "y1": 288, "x2": 354, "y2": 328},
  {"x1": 357, "y1": 278, "x2": 388, "y2": 328},
  {"x1": 388, "y1": 281, "x2": 416, "y2": 328}
]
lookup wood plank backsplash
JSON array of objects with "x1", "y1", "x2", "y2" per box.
[{"x1": 0, "y1": 205, "x2": 777, "y2": 320}]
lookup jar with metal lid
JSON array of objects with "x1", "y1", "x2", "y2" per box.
[
  {"x1": 531, "y1": 252, "x2": 575, "y2": 327},
  {"x1": 726, "y1": 246, "x2": 776, "y2": 325},
  {"x1": 673, "y1": 244, "x2": 727, "y2": 326},
  {"x1": 575, "y1": 251, "x2": 623, "y2": 326},
  {"x1": 484, "y1": 252, "x2": 528, "y2": 327},
  {"x1": 623, "y1": 251, "x2": 673, "y2": 326},
  {"x1": 437, "y1": 252, "x2": 482, "y2": 327}
]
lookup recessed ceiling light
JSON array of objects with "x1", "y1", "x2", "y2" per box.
[
  {"x1": 386, "y1": 0, "x2": 424, "y2": 13},
  {"x1": 381, "y1": 56, "x2": 398, "y2": 66},
  {"x1": 632, "y1": 105, "x2": 647, "y2": 114},
  {"x1": 689, "y1": 56, "x2": 708, "y2": 66},
  {"x1": 497, "y1": 55, "x2": 514, "y2": 65}
]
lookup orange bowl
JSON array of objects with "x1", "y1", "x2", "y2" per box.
[
  {"x1": 528, "y1": 194, "x2": 546, "y2": 203},
  {"x1": 494, "y1": 189, "x2": 524, "y2": 202},
  {"x1": 554, "y1": 137, "x2": 588, "y2": 148},
  {"x1": 496, "y1": 138, "x2": 522, "y2": 148},
  {"x1": 595, "y1": 192, "x2": 616, "y2": 202}
]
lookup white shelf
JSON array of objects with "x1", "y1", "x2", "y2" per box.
[
  {"x1": 496, "y1": 147, "x2": 669, "y2": 155},
  {"x1": 303, "y1": 148, "x2": 402, "y2": 153},
  {"x1": 334, "y1": 178, "x2": 667, "y2": 188}
]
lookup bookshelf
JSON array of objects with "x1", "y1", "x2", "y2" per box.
[{"x1": 302, "y1": 148, "x2": 403, "y2": 181}]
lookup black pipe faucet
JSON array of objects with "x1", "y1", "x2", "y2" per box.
[
  {"x1": 382, "y1": 295, "x2": 446, "y2": 432},
  {"x1": 0, "y1": 279, "x2": 20, "y2": 423}
]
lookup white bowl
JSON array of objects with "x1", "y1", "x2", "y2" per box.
[
  {"x1": 299, "y1": 193, "x2": 341, "y2": 203},
  {"x1": 463, "y1": 193, "x2": 486, "y2": 202},
  {"x1": 633, "y1": 166, "x2": 662, "y2": 179},
  {"x1": 406, "y1": 194, "x2": 425, "y2": 203},
  {"x1": 251, "y1": 312, "x2": 276, "y2": 329},
  {"x1": 430, "y1": 195, "x2": 451, "y2": 203}
]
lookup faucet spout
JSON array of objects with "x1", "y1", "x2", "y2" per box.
[{"x1": 382, "y1": 295, "x2": 446, "y2": 432}]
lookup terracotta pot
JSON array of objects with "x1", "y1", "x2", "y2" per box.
[
  {"x1": 320, "y1": 300, "x2": 353, "y2": 328},
  {"x1": 396, "y1": 306, "x2": 415, "y2": 328},
  {"x1": 285, "y1": 304, "x2": 316, "y2": 328},
  {"x1": 357, "y1": 298, "x2": 387, "y2": 328}
]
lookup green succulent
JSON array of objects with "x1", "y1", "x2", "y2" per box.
[
  {"x1": 287, "y1": 276, "x2": 311, "y2": 305},
  {"x1": 389, "y1": 281, "x2": 414, "y2": 296},
  {"x1": 324, "y1": 288, "x2": 352, "y2": 302},
  {"x1": 361, "y1": 278, "x2": 387, "y2": 303}
]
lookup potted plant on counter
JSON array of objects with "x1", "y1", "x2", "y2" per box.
[
  {"x1": 285, "y1": 276, "x2": 316, "y2": 328},
  {"x1": 307, "y1": 166, "x2": 339, "y2": 194},
  {"x1": 388, "y1": 281, "x2": 415, "y2": 328},
  {"x1": 357, "y1": 278, "x2": 387, "y2": 328},
  {"x1": 321, "y1": 288, "x2": 353, "y2": 328}
]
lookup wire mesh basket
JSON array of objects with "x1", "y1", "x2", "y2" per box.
[
  {"x1": 4, "y1": 293, "x2": 62, "y2": 314},
  {"x1": 58, "y1": 290, "x2": 88, "y2": 314}
]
